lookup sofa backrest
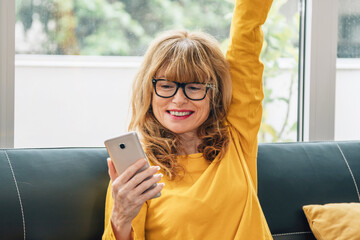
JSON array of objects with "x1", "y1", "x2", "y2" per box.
[
  {"x1": 258, "y1": 141, "x2": 360, "y2": 240},
  {"x1": 0, "y1": 148, "x2": 109, "y2": 240},
  {"x1": 1, "y1": 141, "x2": 359, "y2": 240}
]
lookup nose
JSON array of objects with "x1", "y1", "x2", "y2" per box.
[{"x1": 172, "y1": 87, "x2": 188, "y2": 105}]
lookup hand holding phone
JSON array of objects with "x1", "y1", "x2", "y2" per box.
[{"x1": 106, "y1": 154, "x2": 164, "y2": 239}]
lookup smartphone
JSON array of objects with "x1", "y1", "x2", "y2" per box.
[{"x1": 104, "y1": 131, "x2": 161, "y2": 198}]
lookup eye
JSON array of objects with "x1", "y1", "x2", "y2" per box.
[
  {"x1": 158, "y1": 81, "x2": 176, "y2": 90},
  {"x1": 186, "y1": 84, "x2": 205, "y2": 91}
]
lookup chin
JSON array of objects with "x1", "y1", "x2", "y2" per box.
[
  {"x1": 167, "y1": 128, "x2": 186, "y2": 134},
  {"x1": 166, "y1": 126, "x2": 197, "y2": 135}
]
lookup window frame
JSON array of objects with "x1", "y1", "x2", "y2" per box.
[
  {"x1": 0, "y1": 0, "x2": 15, "y2": 148},
  {"x1": 301, "y1": 0, "x2": 338, "y2": 141}
]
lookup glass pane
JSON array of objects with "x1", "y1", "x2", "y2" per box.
[
  {"x1": 259, "y1": 0, "x2": 300, "y2": 142},
  {"x1": 15, "y1": 0, "x2": 233, "y2": 56},
  {"x1": 15, "y1": 0, "x2": 300, "y2": 147},
  {"x1": 338, "y1": 1, "x2": 360, "y2": 58},
  {"x1": 335, "y1": 0, "x2": 360, "y2": 140}
]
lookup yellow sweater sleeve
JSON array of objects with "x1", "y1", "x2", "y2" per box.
[
  {"x1": 226, "y1": 0, "x2": 272, "y2": 187},
  {"x1": 102, "y1": 182, "x2": 117, "y2": 240}
]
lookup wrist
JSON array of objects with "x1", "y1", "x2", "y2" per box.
[{"x1": 110, "y1": 215, "x2": 132, "y2": 240}]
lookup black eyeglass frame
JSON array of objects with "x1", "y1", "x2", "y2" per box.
[{"x1": 152, "y1": 78, "x2": 214, "y2": 101}]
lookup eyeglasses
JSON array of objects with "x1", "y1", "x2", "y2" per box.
[{"x1": 152, "y1": 78, "x2": 214, "y2": 101}]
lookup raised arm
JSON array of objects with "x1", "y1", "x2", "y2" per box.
[{"x1": 226, "y1": 0, "x2": 272, "y2": 184}]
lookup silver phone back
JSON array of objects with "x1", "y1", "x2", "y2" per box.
[{"x1": 104, "y1": 132, "x2": 149, "y2": 175}]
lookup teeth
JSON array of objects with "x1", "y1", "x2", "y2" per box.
[{"x1": 169, "y1": 111, "x2": 192, "y2": 116}]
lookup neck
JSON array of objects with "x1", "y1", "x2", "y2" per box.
[{"x1": 178, "y1": 132, "x2": 202, "y2": 155}]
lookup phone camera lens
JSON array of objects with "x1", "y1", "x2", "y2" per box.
[{"x1": 119, "y1": 143, "x2": 126, "y2": 149}]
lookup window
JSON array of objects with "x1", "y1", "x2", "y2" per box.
[
  {"x1": 3, "y1": 0, "x2": 322, "y2": 148},
  {"x1": 12, "y1": 0, "x2": 301, "y2": 147}
]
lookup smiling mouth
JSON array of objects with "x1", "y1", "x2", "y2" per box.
[{"x1": 167, "y1": 111, "x2": 193, "y2": 117}]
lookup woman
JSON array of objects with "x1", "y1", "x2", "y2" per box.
[{"x1": 103, "y1": 0, "x2": 273, "y2": 239}]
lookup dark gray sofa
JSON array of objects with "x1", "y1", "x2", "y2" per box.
[{"x1": 1, "y1": 141, "x2": 359, "y2": 240}]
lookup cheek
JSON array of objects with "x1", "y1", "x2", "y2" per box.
[
  {"x1": 151, "y1": 95, "x2": 159, "y2": 116},
  {"x1": 151, "y1": 94, "x2": 165, "y2": 119}
]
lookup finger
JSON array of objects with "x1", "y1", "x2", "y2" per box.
[
  {"x1": 117, "y1": 158, "x2": 148, "y2": 184},
  {"x1": 107, "y1": 158, "x2": 119, "y2": 182},
  {"x1": 140, "y1": 182, "x2": 165, "y2": 201},
  {"x1": 133, "y1": 173, "x2": 163, "y2": 196},
  {"x1": 127, "y1": 165, "x2": 160, "y2": 189}
]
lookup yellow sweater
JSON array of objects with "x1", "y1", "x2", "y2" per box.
[{"x1": 103, "y1": 0, "x2": 273, "y2": 239}]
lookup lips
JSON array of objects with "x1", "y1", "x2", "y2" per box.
[
  {"x1": 169, "y1": 111, "x2": 192, "y2": 116},
  {"x1": 167, "y1": 110, "x2": 194, "y2": 119}
]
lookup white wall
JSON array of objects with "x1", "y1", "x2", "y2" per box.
[{"x1": 15, "y1": 55, "x2": 141, "y2": 147}]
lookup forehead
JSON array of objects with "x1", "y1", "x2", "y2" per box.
[
  {"x1": 154, "y1": 65, "x2": 211, "y2": 84},
  {"x1": 156, "y1": 68, "x2": 167, "y2": 78}
]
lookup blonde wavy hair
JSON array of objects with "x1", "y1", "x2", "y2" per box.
[{"x1": 129, "y1": 30, "x2": 232, "y2": 180}]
